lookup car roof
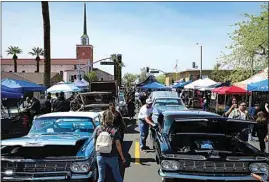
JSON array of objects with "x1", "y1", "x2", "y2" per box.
[
  {"x1": 37, "y1": 112, "x2": 101, "y2": 119},
  {"x1": 163, "y1": 110, "x2": 221, "y2": 118}
]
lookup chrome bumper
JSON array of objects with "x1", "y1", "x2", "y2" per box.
[
  {"x1": 1, "y1": 171, "x2": 93, "y2": 181},
  {"x1": 158, "y1": 169, "x2": 267, "y2": 181}
]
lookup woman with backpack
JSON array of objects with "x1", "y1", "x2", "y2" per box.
[{"x1": 93, "y1": 110, "x2": 126, "y2": 182}]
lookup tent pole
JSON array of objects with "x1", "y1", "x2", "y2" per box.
[{"x1": 216, "y1": 93, "x2": 219, "y2": 113}]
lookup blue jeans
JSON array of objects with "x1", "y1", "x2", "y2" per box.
[
  {"x1": 96, "y1": 156, "x2": 123, "y2": 182},
  {"x1": 139, "y1": 119, "x2": 149, "y2": 149}
]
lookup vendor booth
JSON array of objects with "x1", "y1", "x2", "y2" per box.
[
  {"x1": 210, "y1": 86, "x2": 249, "y2": 114},
  {"x1": 247, "y1": 79, "x2": 269, "y2": 107},
  {"x1": 1, "y1": 78, "x2": 46, "y2": 93},
  {"x1": 47, "y1": 82, "x2": 81, "y2": 94},
  {"x1": 141, "y1": 82, "x2": 169, "y2": 90}
]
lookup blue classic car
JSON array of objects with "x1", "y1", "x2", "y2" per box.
[
  {"x1": 151, "y1": 110, "x2": 268, "y2": 182},
  {"x1": 1, "y1": 112, "x2": 102, "y2": 181}
]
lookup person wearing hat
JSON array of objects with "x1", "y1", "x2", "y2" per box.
[{"x1": 137, "y1": 98, "x2": 157, "y2": 152}]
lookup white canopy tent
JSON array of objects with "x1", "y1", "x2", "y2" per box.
[
  {"x1": 184, "y1": 78, "x2": 217, "y2": 90},
  {"x1": 47, "y1": 83, "x2": 81, "y2": 93}
]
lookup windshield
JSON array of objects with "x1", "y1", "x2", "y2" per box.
[
  {"x1": 154, "y1": 98, "x2": 182, "y2": 106},
  {"x1": 30, "y1": 117, "x2": 95, "y2": 135}
]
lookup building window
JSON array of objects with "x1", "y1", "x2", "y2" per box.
[{"x1": 22, "y1": 71, "x2": 25, "y2": 73}]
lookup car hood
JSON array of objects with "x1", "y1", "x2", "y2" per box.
[
  {"x1": 1, "y1": 133, "x2": 91, "y2": 147},
  {"x1": 169, "y1": 118, "x2": 256, "y2": 136}
]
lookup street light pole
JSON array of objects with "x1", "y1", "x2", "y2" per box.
[{"x1": 200, "y1": 45, "x2": 203, "y2": 79}]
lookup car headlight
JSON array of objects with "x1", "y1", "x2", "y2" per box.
[
  {"x1": 170, "y1": 161, "x2": 180, "y2": 170},
  {"x1": 249, "y1": 163, "x2": 268, "y2": 173},
  {"x1": 80, "y1": 163, "x2": 90, "y2": 172},
  {"x1": 71, "y1": 163, "x2": 80, "y2": 173},
  {"x1": 161, "y1": 161, "x2": 171, "y2": 170},
  {"x1": 71, "y1": 163, "x2": 90, "y2": 173},
  {"x1": 161, "y1": 160, "x2": 179, "y2": 171},
  {"x1": 259, "y1": 164, "x2": 268, "y2": 173}
]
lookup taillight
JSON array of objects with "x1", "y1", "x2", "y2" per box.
[{"x1": 22, "y1": 115, "x2": 29, "y2": 128}]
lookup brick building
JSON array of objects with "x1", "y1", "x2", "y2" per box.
[{"x1": 1, "y1": 3, "x2": 112, "y2": 83}]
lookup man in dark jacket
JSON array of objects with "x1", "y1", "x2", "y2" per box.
[{"x1": 52, "y1": 92, "x2": 70, "y2": 112}]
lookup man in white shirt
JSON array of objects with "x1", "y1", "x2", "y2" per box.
[{"x1": 138, "y1": 98, "x2": 156, "y2": 151}]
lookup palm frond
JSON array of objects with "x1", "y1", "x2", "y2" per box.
[{"x1": 29, "y1": 47, "x2": 44, "y2": 57}]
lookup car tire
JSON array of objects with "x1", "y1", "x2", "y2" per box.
[{"x1": 156, "y1": 154, "x2": 159, "y2": 164}]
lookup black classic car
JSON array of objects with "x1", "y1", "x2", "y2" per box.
[
  {"x1": 151, "y1": 110, "x2": 268, "y2": 182},
  {"x1": 1, "y1": 111, "x2": 101, "y2": 181}
]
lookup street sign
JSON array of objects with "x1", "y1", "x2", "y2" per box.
[
  {"x1": 150, "y1": 70, "x2": 159, "y2": 73},
  {"x1": 100, "y1": 62, "x2": 115, "y2": 65}
]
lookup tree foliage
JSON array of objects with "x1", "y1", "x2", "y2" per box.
[
  {"x1": 123, "y1": 73, "x2": 137, "y2": 88},
  {"x1": 219, "y1": 4, "x2": 268, "y2": 74},
  {"x1": 138, "y1": 67, "x2": 148, "y2": 83},
  {"x1": 156, "y1": 74, "x2": 166, "y2": 84},
  {"x1": 6, "y1": 46, "x2": 22, "y2": 73},
  {"x1": 209, "y1": 64, "x2": 230, "y2": 82},
  {"x1": 84, "y1": 71, "x2": 98, "y2": 82}
]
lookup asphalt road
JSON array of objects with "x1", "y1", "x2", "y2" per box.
[{"x1": 106, "y1": 116, "x2": 262, "y2": 182}]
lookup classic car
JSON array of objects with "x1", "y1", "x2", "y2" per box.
[
  {"x1": 1, "y1": 101, "x2": 30, "y2": 139},
  {"x1": 150, "y1": 91, "x2": 179, "y2": 102},
  {"x1": 1, "y1": 111, "x2": 102, "y2": 181},
  {"x1": 151, "y1": 110, "x2": 268, "y2": 182},
  {"x1": 77, "y1": 91, "x2": 115, "y2": 112}
]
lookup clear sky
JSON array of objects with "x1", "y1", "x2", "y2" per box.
[{"x1": 2, "y1": 1, "x2": 264, "y2": 75}]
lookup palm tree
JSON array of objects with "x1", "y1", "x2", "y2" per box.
[
  {"x1": 29, "y1": 47, "x2": 44, "y2": 73},
  {"x1": 6, "y1": 46, "x2": 22, "y2": 73},
  {"x1": 41, "y1": 1, "x2": 51, "y2": 87}
]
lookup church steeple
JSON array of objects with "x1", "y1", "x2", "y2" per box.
[{"x1": 81, "y1": 2, "x2": 89, "y2": 45}]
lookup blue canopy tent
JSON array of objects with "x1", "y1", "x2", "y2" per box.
[
  {"x1": 1, "y1": 85, "x2": 23, "y2": 98},
  {"x1": 172, "y1": 80, "x2": 192, "y2": 88},
  {"x1": 247, "y1": 79, "x2": 269, "y2": 92},
  {"x1": 1, "y1": 91, "x2": 23, "y2": 98},
  {"x1": 1, "y1": 78, "x2": 46, "y2": 93},
  {"x1": 141, "y1": 82, "x2": 169, "y2": 89}
]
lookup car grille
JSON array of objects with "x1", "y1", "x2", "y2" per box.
[
  {"x1": 1, "y1": 160, "x2": 72, "y2": 173},
  {"x1": 176, "y1": 160, "x2": 250, "y2": 174}
]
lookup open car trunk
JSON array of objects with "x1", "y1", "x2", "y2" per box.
[{"x1": 1, "y1": 138, "x2": 87, "y2": 159}]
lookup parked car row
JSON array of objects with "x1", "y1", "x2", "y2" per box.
[{"x1": 1, "y1": 90, "x2": 268, "y2": 182}]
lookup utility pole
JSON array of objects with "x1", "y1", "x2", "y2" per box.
[
  {"x1": 200, "y1": 45, "x2": 203, "y2": 79},
  {"x1": 197, "y1": 43, "x2": 203, "y2": 79}
]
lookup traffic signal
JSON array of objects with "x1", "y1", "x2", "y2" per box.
[
  {"x1": 146, "y1": 67, "x2": 149, "y2": 73},
  {"x1": 192, "y1": 62, "x2": 196, "y2": 68},
  {"x1": 117, "y1": 54, "x2": 122, "y2": 64}
]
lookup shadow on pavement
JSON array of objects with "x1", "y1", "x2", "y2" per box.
[
  {"x1": 104, "y1": 140, "x2": 133, "y2": 182},
  {"x1": 124, "y1": 118, "x2": 139, "y2": 134}
]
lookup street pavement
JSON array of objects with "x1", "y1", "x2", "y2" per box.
[{"x1": 106, "y1": 116, "x2": 261, "y2": 182}]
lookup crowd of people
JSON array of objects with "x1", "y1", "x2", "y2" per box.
[{"x1": 223, "y1": 96, "x2": 269, "y2": 152}]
